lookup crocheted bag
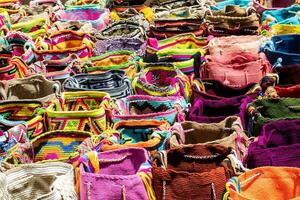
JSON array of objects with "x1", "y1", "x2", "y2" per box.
[
  {"x1": 171, "y1": 116, "x2": 249, "y2": 159},
  {"x1": 204, "y1": 5, "x2": 259, "y2": 36},
  {"x1": 56, "y1": 7, "x2": 110, "y2": 30},
  {"x1": 0, "y1": 162, "x2": 78, "y2": 200},
  {"x1": 100, "y1": 119, "x2": 171, "y2": 151},
  {"x1": 45, "y1": 91, "x2": 111, "y2": 134},
  {"x1": 152, "y1": 144, "x2": 235, "y2": 200},
  {"x1": 132, "y1": 63, "x2": 191, "y2": 101},
  {"x1": 4, "y1": 130, "x2": 93, "y2": 165},
  {"x1": 30, "y1": 30, "x2": 94, "y2": 62},
  {"x1": 63, "y1": 70, "x2": 132, "y2": 99},
  {"x1": 223, "y1": 167, "x2": 300, "y2": 200},
  {"x1": 85, "y1": 50, "x2": 139, "y2": 80},
  {"x1": 247, "y1": 98, "x2": 300, "y2": 136},
  {"x1": 112, "y1": 95, "x2": 187, "y2": 125},
  {"x1": 253, "y1": 0, "x2": 296, "y2": 16},
  {"x1": 79, "y1": 148, "x2": 152, "y2": 200},
  {"x1": 0, "y1": 75, "x2": 60, "y2": 106},
  {"x1": 0, "y1": 57, "x2": 29, "y2": 80}
]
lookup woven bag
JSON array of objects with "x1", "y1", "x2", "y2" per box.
[
  {"x1": 4, "y1": 130, "x2": 93, "y2": 165},
  {"x1": 0, "y1": 162, "x2": 78, "y2": 200},
  {"x1": 112, "y1": 95, "x2": 187, "y2": 125},
  {"x1": 45, "y1": 91, "x2": 111, "y2": 134},
  {"x1": 247, "y1": 98, "x2": 300, "y2": 136}
]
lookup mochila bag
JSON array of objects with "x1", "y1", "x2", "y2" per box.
[
  {"x1": 48, "y1": 20, "x2": 95, "y2": 35},
  {"x1": 30, "y1": 30, "x2": 94, "y2": 62},
  {"x1": 45, "y1": 91, "x2": 111, "y2": 135},
  {"x1": 223, "y1": 167, "x2": 300, "y2": 200},
  {"x1": 28, "y1": 54, "x2": 81, "y2": 82},
  {"x1": 253, "y1": 0, "x2": 297, "y2": 16},
  {"x1": 170, "y1": 116, "x2": 250, "y2": 160},
  {"x1": 132, "y1": 63, "x2": 191, "y2": 101},
  {"x1": 152, "y1": 144, "x2": 235, "y2": 200},
  {"x1": 0, "y1": 75, "x2": 61, "y2": 106},
  {"x1": 272, "y1": 63, "x2": 300, "y2": 86},
  {"x1": 191, "y1": 79, "x2": 258, "y2": 101},
  {"x1": 95, "y1": 20, "x2": 147, "y2": 41},
  {"x1": 0, "y1": 57, "x2": 29, "y2": 80},
  {"x1": 78, "y1": 148, "x2": 153, "y2": 200},
  {"x1": 274, "y1": 84, "x2": 300, "y2": 98},
  {"x1": 56, "y1": 7, "x2": 110, "y2": 30},
  {"x1": 4, "y1": 130, "x2": 93, "y2": 165},
  {"x1": 261, "y1": 34, "x2": 300, "y2": 66},
  {"x1": 84, "y1": 50, "x2": 139, "y2": 80},
  {"x1": 188, "y1": 96, "x2": 253, "y2": 126},
  {"x1": 112, "y1": 95, "x2": 187, "y2": 125},
  {"x1": 245, "y1": 143, "x2": 300, "y2": 168},
  {"x1": 207, "y1": 35, "x2": 262, "y2": 63},
  {"x1": 211, "y1": 0, "x2": 250, "y2": 10},
  {"x1": 202, "y1": 54, "x2": 272, "y2": 88},
  {"x1": 247, "y1": 98, "x2": 300, "y2": 136},
  {"x1": 0, "y1": 100, "x2": 42, "y2": 132},
  {"x1": 261, "y1": 5, "x2": 300, "y2": 27},
  {"x1": 63, "y1": 70, "x2": 132, "y2": 99},
  {"x1": 0, "y1": 162, "x2": 78, "y2": 200},
  {"x1": 100, "y1": 119, "x2": 171, "y2": 152},
  {"x1": 150, "y1": 0, "x2": 212, "y2": 10},
  {"x1": 269, "y1": 23, "x2": 300, "y2": 35},
  {"x1": 65, "y1": 0, "x2": 106, "y2": 7},
  {"x1": 204, "y1": 5, "x2": 259, "y2": 36},
  {"x1": 93, "y1": 38, "x2": 146, "y2": 57}
]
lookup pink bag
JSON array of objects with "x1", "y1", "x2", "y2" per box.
[
  {"x1": 201, "y1": 54, "x2": 272, "y2": 87},
  {"x1": 79, "y1": 148, "x2": 152, "y2": 200}
]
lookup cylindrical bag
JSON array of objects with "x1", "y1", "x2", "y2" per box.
[
  {"x1": 0, "y1": 75, "x2": 61, "y2": 106},
  {"x1": 247, "y1": 98, "x2": 300, "y2": 136},
  {"x1": 152, "y1": 144, "x2": 234, "y2": 200},
  {"x1": 56, "y1": 7, "x2": 110, "y2": 30},
  {"x1": 4, "y1": 130, "x2": 93, "y2": 165},
  {"x1": 0, "y1": 57, "x2": 29, "y2": 80},
  {"x1": 204, "y1": 5, "x2": 259, "y2": 36},
  {"x1": 132, "y1": 63, "x2": 191, "y2": 101},
  {"x1": 85, "y1": 50, "x2": 139, "y2": 80},
  {"x1": 30, "y1": 30, "x2": 94, "y2": 62},
  {"x1": 202, "y1": 55, "x2": 271, "y2": 88},
  {"x1": 170, "y1": 116, "x2": 249, "y2": 159},
  {"x1": 261, "y1": 34, "x2": 300, "y2": 66},
  {"x1": 63, "y1": 70, "x2": 132, "y2": 99},
  {"x1": 188, "y1": 96, "x2": 253, "y2": 126},
  {"x1": 191, "y1": 79, "x2": 258, "y2": 101},
  {"x1": 274, "y1": 84, "x2": 300, "y2": 98},
  {"x1": 79, "y1": 148, "x2": 152, "y2": 200},
  {"x1": 253, "y1": 0, "x2": 296, "y2": 16},
  {"x1": 112, "y1": 95, "x2": 187, "y2": 125},
  {"x1": 100, "y1": 119, "x2": 171, "y2": 151},
  {"x1": 45, "y1": 91, "x2": 111, "y2": 134},
  {"x1": 0, "y1": 162, "x2": 78, "y2": 200},
  {"x1": 273, "y1": 64, "x2": 300, "y2": 86},
  {"x1": 223, "y1": 167, "x2": 300, "y2": 200}
]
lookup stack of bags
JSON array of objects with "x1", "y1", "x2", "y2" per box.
[{"x1": 0, "y1": 0, "x2": 299, "y2": 200}]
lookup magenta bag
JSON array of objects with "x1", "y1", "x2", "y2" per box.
[
  {"x1": 188, "y1": 96, "x2": 253, "y2": 128},
  {"x1": 253, "y1": 0, "x2": 296, "y2": 15},
  {"x1": 79, "y1": 148, "x2": 152, "y2": 200}
]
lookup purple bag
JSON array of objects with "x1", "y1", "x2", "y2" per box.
[
  {"x1": 188, "y1": 96, "x2": 253, "y2": 128},
  {"x1": 245, "y1": 119, "x2": 300, "y2": 168},
  {"x1": 79, "y1": 148, "x2": 151, "y2": 200}
]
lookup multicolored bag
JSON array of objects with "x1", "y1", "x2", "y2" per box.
[
  {"x1": 204, "y1": 5, "x2": 259, "y2": 36},
  {"x1": 31, "y1": 30, "x2": 94, "y2": 62},
  {"x1": 78, "y1": 148, "x2": 153, "y2": 200},
  {"x1": 0, "y1": 162, "x2": 78, "y2": 200},
  {"x1": 63, "y1": 70, "x2": 132, "y2": 99},
  {"x1": 112, "y1": 95, "x2": 187, "y2": 124},
  {"x1": 4, "y1": 130, "x2": 93, "y2": 165},
  {"x1": 253, "y1": 0, "x2": 296, "y2": 16},
  {"x1": 171, "y1": 116, "x2": 249, "y2": 159},
  {"x1": 0, "y1": 57, "x2": 28, "y2": 80},
  {"x1": 100, "y1": 119, "x2": 171, "y2": 151},
  {"x1": 85, "y1": 50, "x2": 139, "y2": 79},
  {"x1": 247, "y1": 98, "x2": 300, "y2": 136},
  {"x1": 57, "y1": 7, "x2": 110, "y2": 30},
  {"x1": 132, "y1": 63, "x2": 191, "y2": 100},
  {"x1": 0, "y1": 75, "x2": 60, "y2": 105},
  {"x1": 45, "y1": 91, "x2": 111, "y2": 134}
]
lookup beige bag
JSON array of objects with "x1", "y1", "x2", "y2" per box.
[{"x1": 0, "y1": 162, "x2": 78, "y2": 200}]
